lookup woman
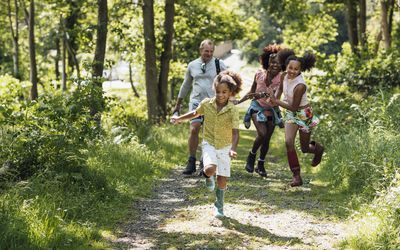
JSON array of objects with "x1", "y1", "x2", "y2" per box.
[{"x1": 239, "y1": 44, "x2": 293, "y2": 177}]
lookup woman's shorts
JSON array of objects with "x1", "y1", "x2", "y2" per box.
[
  {"x1": 202, "y1": 141, "x2": 231, "y2": 177},
  {"x1": 285, "y1": 106, "x2": 320, "y2": 133}
]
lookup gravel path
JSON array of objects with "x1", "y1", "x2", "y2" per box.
[{"x1": 111, "y1": 165, "x2": 347, "y2": 249}]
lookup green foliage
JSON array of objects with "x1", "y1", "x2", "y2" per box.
[
  {"x1": 320, "y1": 44, "x2": 400, "y2": 90},
  {"x1": 340, "y1": 177, "x2": 400, "y2": 249},
  {"x1": 174, "y1": 0, "x2": 258, "y2": 61},
  {"x1": 312, "y1": 73, "x2": 400, "y2": 196},
  {"x1": 0, "y1": 76, "x2": 104, "y2": 180}
]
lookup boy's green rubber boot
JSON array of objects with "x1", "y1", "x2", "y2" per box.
[
  {"x1": 214, "y1": 188, "x2": 225, "y2": 218},
  {"x1": 205, "y1": 175, "x2": 215, "y2": 191}
]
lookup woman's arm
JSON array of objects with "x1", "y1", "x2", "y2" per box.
[{"x1": 237, "y1": 76, "x2": 257, "y2": 103}]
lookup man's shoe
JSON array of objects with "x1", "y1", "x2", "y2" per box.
[
  {"x1": 182, "y1": 156, "x2": 196, "y2": 175},
  {"x1": 205, "y1": 175, "x2": 215, "y2": 191}
]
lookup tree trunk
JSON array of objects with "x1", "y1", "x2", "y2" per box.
[
  {"x1": 388, "y1": 0, "x2": 394, "y2": 40},
  {"x1": 62, "y1": 27, "x2": 67, "y2": 91},
  {"x1": 129, "y1": 62, "x2": 140, "y2": 97},
  {"x1": 92, "y1": 0, "x2": 108, "y2": 80},
  {"x1": 380, "y1": 0, "x2": 391, "y2": 49},
  {"x1": 157, "y1": 0, "x2": 175, "y2": 118},
  {"x1": 90, "y1": 0, "x2": 108, "y2": 122},
  {"x1": 373, "y1": 30, "x2": 382, "y2": 55},
  {"x1": 358, "y1": 0, "x2": 367, "y2": 49},
  {"x1": 142, "y1": 0, "x2": 159, "y2": 122},
  {"x1": 65, "y1": 0, "x2": 79, "y2": 75},
  {"x1": 345, "y1": 0, "x2": 359, "y2": 53},
  {"x1": 7, "y1": 0, "x2": 20, "y2": 79},
  {"x1": 28, "y1": 0, "x2": 38, "y2": 99},
  {"x1": 55, "y1": 35, "x2": 60, "y2": 81}
]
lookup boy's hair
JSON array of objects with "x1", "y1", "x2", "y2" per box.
[
  {"x1": 260, "y1": 44, "x2": 283, "y2": 70},
  {"x1": 285, "y1": 52, "x2": 316, "y2": 72},
  {"x1": 213, "y1": 70, "x2": 243, "y2": 96}
]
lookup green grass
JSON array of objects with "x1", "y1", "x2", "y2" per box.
[{"x1": 0, "y1": 123, "x2": 188, "y2": 249}]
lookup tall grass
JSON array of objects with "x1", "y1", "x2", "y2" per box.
[{"x1": 0, "y1": 79, "x2": 188, "y2": 248}]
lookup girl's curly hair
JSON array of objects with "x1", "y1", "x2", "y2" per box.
[{"x1": 213, "y1": 70, "x2": 243, "y2": 96}]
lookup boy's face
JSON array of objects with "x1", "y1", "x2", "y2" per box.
[
  {"x1": 286, "y1": 60, "x2": 301, "y2": 79},
  {"x1": 215, "y1": 82, "x2": 232, "y2": 106}
]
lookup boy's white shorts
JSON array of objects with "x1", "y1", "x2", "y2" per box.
[{"x1": 202, "y1": 141, "x2": 231, "y2": 177}]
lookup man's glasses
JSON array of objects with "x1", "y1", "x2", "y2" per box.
[{"x1": 201, "y1": 63, "x2": 206, "y2": 73}]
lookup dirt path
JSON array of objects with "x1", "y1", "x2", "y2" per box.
[{"x1": 111, "y1": 154, "x2": 347, "y2": 249}]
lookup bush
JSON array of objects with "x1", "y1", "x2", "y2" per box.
[{"x1": 0, "y1": 77, "x2": 105, "y2": 180}]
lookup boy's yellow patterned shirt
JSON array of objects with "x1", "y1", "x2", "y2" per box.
[{"x1": 196, "y1": 97, "x2": 239, "y2": 149}]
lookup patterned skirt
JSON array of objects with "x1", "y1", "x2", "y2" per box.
[{"x1": 285, "y1": 106, "x2": 320, "y2": 133}]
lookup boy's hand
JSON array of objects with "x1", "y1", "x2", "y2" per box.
[{"x1": 229, "y1": 149, "x2": 237, "y2": 159}]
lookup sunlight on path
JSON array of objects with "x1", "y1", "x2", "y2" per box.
[{"x1": 161, "y1": 203, "x2": 346, "y2": 249}]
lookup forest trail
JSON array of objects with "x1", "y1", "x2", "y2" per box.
[
  {"x1": 111, "y1": 53, "x2": 348, "y2": 249},
  {"x1": 111, "y1": 153, "x2": 347, "y2": 249}
]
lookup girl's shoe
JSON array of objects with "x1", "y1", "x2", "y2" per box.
[
  {"x1": 290, "y1": 174, "x2": 303, "y2": 187},
  {"x1": 255, "y1": 159, "x2": 267, "y2": 177},
  {"x1": 245, "y1": 152, "x2": 256, "y2": 173},
  {"x1": 310, "y1": 141, "x2": 324, "y2": 167},
  {"x1": 205, "y1": 175, "x2": 215, "y2": 191}
]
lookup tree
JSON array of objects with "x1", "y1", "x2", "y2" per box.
[
  {"x1": 358, "y1": 0, "x2": 367, "y2": 48},
  {"x1": 90, "y1": 0, "x2": 108, "y2": 120},
  {"x1": 7, "y1": 0, "x2": 20, "y2": 79},
  {"x1": 158, "y1": 0, "x2": 174, "y2": 117},
  {"x1": 142, "y1": 0, "x2": 159, "y2": 122},
  {"x1": 345, "y1": 0, "x2": 359, "y2": 53},
  {"x1": 92, "y1": 0, "x2": 108, "y2": 80},
  {"x1": 20, "y1": 0, "x2": 38, "y2": 99},
  {"x1": 380, "y1": 0, "x2": 395, "y2": 49}
]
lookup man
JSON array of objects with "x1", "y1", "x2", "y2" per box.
[{"x1": 172, "y1": 39, "x2": 227, "y2": 175}]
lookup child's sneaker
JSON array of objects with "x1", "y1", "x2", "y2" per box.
[{"x1": 205, "y1": 175, "x2": 215, "y2": 191}]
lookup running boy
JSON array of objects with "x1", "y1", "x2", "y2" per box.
[{"x1": 171, "y1": 70, "x2": 243, "y2": 217}]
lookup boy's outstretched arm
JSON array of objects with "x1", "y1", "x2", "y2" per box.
[
  {"x1": 170, "y1": 110, "x2": 199, "y2": 124},
  {"x1": 230, "y1": 129, "x2": 239, "y2": 158}
]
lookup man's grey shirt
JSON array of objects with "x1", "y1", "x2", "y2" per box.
[{"x1": 178, "y1": 57, "x2": 227, "y2": 104}]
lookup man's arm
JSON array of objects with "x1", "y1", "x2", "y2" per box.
[{"x1": 172, "y1": 66, "x2": 193, "y2": 114}]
